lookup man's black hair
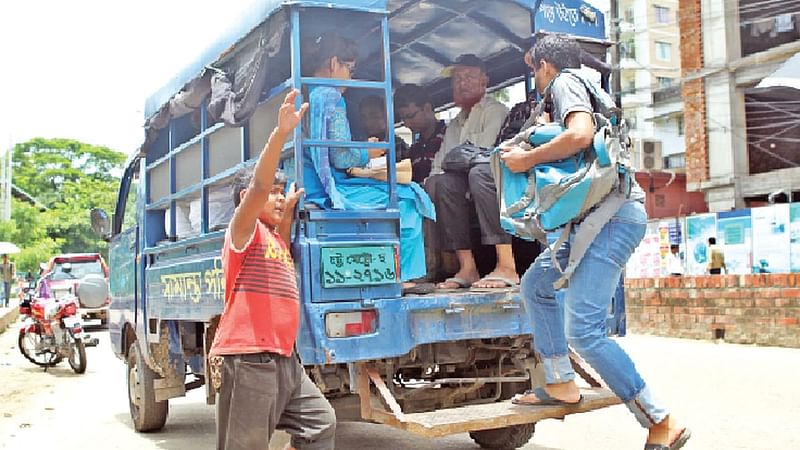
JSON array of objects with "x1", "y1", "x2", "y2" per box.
[
  {"x1": 394, "y1": 84, "x2": 433, "y2": 111},
  {"x1": 231, "y1": 166, "x2": 287, "y2": 207},
  {"x1": 708, "y1": 237, "x2": 717, "y2": 245},
  {"x1": 359, "y1": 95, "x2": 385, "y2": 114},
  {"x1": 531, "y1": 34, "x2": 582, "y2": 71},
  {"x1": 302, "y1": 32, "x2": 359, "y2": 76}
]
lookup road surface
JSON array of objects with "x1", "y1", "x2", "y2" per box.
[{"x1": 1, "y1": 321, "x2": 798, "y2": 449}]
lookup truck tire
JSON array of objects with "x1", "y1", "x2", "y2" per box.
[
  {"x1": 469, "y1": 423, "x2": 536, "y2": 450},
  {"x1": 127, "y1": 341, "x2": 169, "y2": 432}
]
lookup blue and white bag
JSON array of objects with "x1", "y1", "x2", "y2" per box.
[{"x1": 491, "y1": 70, "x2": 633, "y2": 288}]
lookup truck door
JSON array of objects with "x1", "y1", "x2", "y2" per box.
[{"x1": 108, "y1": 158, "x2": 140, "y2": 353}]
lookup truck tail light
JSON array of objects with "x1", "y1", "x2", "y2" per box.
[{"x1": 325, "y1": 310, "x2": 377, "y2": 338}]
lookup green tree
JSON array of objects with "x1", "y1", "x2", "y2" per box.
[{"x1": 4, "y1": 138, "x2": 126, "y2": 273}]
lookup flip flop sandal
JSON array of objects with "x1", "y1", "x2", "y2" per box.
[
  {"x1": 402, "y1": 282, "x2": 436, "y2": 295},
  {"x1": 470, "y1": 276, "x2": 519, "y2": 292},
  {"x1": 644, "y1": 427, "x2": 691, "y2": 450},
  {"x1": 511, "y1": 387, "x2": 583, "y2": 407},
  {"x1": 435, "y1": 277, "x2": 471, "y2": 293}
]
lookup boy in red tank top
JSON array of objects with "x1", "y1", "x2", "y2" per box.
[{"x1": 211, "y1": 90, "x2": 335, "y2": 450}]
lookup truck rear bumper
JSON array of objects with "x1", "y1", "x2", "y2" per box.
[
  {"x1": 354, "y1": 362, "x2": 620, "y2": 437},
  {"x1": 297, "y1": 289, "x2": 532, "y2": 365}
]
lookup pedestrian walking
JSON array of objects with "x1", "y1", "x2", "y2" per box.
[{"x1": 1, "y1": 254, "x2": 15, "y2": 307}]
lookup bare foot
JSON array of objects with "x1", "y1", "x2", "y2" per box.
[
  {"x1": 646, "y1": 415, "x2": 688, "y2": 448},
  {"x1": 436, "y1": 269, "x2": 479, "y2": 290},
  {"x1": 512, "y1": 381, "x2": 581, "y2": 405},
  {"x1": 472, "y1": 267, "x2": 519, "y2": 289}
]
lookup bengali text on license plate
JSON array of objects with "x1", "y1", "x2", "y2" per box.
[{"x1": 320, "y1": 246, "x2": 397, "y2": 288}]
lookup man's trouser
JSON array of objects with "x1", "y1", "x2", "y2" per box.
[
  {"x1": 2, "y1": 282, "x2": 10, "y2": 306},
  {"x1": 435, "y1": 164, "x2": 512, "y2": 251},
  {"x1": 216, "y1": 352, "x2": 336, "y2": 450}
]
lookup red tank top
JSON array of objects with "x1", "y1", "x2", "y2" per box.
[{"x1": 210, "y1": 222, "x2": 299, "y2": 357}]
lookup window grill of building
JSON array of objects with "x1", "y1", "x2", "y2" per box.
[
  {"x1": 654, "y1": 5, "x2": 670, "y2": 24},
  {"x1": 663, "y1": 153, "x2": 685, "y2": 169},
  {"x1": 621, "y1": 39, "x2": 636, "y2": 59},
  {"x1": 657, "y1": 77, "x2": 674, "y2": 89},
  {"x1": 677, "y1": 116, "x2": 684, "y2": 136},
  {"x1": 745, "y1": 89, "x2": 800, "y2": 174},
  {"x1": 738, "y1": 2, "x2": 800, "y2": 57},
  {"x1": 655, "y1": 41, "x2": 672, "y2": 61}
]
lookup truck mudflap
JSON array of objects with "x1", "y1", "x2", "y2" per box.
[{"x1": 354, "y1": 354, "x2": 621, "y2": 438}]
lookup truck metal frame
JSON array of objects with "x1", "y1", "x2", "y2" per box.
[{"x1": 97, "y1": 1, "x2": 625, "y2": 447}]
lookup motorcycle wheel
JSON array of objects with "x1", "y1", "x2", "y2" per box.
[
  {"x1": 127, "y1": 341, "x2": 168, "y2": 432},
  {"x1": 68, "y1": 338, "x2": 87, "y2": 374},
  {"x1": 18, "y1": 328, "x2": 62, "y2": 367}
]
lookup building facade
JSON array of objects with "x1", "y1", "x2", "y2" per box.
[
  {"x1": 680, "y1": 0, "x2": 800, "y2": 211},
  {"x1": 619, "y1": 0, "x2": 685, "y2": 172}
]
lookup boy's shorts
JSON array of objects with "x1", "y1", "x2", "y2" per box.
[{"x1": 216, "y1": 352, "x2": 336, "y2": 450}]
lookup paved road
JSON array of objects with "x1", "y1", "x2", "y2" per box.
[{"x1": 1, "y1": 320, "x2": 798, "y2": 450}]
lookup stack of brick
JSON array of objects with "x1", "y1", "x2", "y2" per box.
[{"x1": 625, "y1": 274, "x2": 800, "y2": 348}]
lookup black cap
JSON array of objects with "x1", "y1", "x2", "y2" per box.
[{"x1": 443, "y1": 54, "x2": 487, "y2": 77}]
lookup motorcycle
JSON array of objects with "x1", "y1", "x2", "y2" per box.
[{"x1": 18, "y1": 287, "x2": 87, "y2": 374}]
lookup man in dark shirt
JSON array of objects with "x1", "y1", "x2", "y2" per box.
[
  {"x1": 358, "y1": 95, "x2": 410, "y2": 161},
  {"x1": 393, "y1": 84, "x2": 446, "y2": 183}
]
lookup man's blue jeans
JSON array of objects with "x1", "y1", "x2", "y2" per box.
[{"x1": 521, "y1": 200, "x2": 669, "y2": 428}]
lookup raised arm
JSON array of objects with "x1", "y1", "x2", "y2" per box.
[{"x1": 229, "y1": 90, "x2": 308, "y2": 250}]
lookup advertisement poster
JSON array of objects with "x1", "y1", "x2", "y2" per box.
[
  {"x1": 627, "y1": 221, "x2": 662, "y2": 278},
  {"x1": 717, "y1": 210, "x2": 753, "y2": 274},
  {"x1": 791, "y1": 203, "x2": 800, "y2": 272},
  {"x1": 685, "y1": 213, "x2": 717, "y2": 275},
  {"x1": 751, "y1": 205, "x2": 791, "y2": 273},
  {"x1": 657, "y1": 219, "x2": 684, "y2": 275}
]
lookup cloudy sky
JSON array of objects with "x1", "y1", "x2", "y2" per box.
[{"x1": 0, "y1": 0, "x2": 609, "y2": 155}]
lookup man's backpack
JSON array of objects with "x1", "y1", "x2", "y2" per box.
[{"x1": 490, "y1": 69, "x2": 634, "y2": 288}]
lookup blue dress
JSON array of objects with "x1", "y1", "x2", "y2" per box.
[{"x1": 299, "y1": 86, "x2": 435, "y2": 282}]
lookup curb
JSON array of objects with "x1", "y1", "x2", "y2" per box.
[{"x1": 0, "y1": 306, "x2": 19, "y2": 333}]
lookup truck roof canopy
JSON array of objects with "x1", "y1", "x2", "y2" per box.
[{"x1": 142, "y1": 0, "x2": 607, "y2": 151}]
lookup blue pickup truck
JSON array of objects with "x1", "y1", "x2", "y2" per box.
[{"x1": 91, "y1": 1, "x2": 625, "y2": 447}]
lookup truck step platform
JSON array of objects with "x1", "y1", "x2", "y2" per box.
[{"x1": 396, "y1": 388, "x2": 620, "y2": 437}]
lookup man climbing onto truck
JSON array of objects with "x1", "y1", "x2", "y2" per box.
[{"x1": 210, "y1": 89, "x2": 336, "y2": 450}]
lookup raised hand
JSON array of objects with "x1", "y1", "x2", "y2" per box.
[
  {"x1": 284, "y1": 182, "x2": 305, "y2": 211},
  {"x1": 277, "y1": 89, "x2": 309, "y2": 135}
]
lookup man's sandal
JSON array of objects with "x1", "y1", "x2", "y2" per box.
[
  {"x1": 511, "y1": 387, "x2": 583, "y2": 406},
  {"x1": 644, "y1": 427, "x2": 691, "y2": 450}
]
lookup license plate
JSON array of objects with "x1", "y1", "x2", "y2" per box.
[{"x1": 320, "y1": 245, "x2": 398, "y2": 288}]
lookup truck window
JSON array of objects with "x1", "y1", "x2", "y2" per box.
[{"x1": 122, "y1": 171, "x2": 140, "y2": 231}]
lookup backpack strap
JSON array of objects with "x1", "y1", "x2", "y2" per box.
[{"x1": 551, "y1": 191, "x2": 627, "y2": 289}]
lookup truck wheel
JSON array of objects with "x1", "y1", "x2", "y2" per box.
[
  {"x1": 469, "y1": 423, "x2": 536, "y2": 450},
  {"x1": 127, "y1": 341, "x2": 169, "y2": 432}
]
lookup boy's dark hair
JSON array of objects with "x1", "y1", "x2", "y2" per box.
[
  {"x1": 359, "y1": 95, "x2": 385, "y2": 114},
  {"x1": 394, "y1": 84, "x2": 433, "y2": 111},
  {"x1": 231, "y1": 166, "x2": 287, "y2": 207},
  {"x1": 670, "y1": 244, "x2": 680, "y2": 251},
  {"x1": 708, "y1": 237, "x2": 717, "y2": 245},
  {"x1": 531, "y1": 34, "x2": 582, "y2": 71},
  {"x1": 302, "y1": 32, "x2": 359, "y2": 76}
]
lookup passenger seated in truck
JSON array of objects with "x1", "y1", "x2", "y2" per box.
[
  {"x1": 298, "y1": 32, "x2": 435, "y2": 292},
  {"x1": 357, "y1": 95, "x2": 409, "y2": 162},
  {"x1": 429, "y1": 54, "x2": 517, "y2": 292}
]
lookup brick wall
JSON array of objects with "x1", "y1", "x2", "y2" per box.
[
  {"x1": 679, "y1": 0, "x2": 709, "y2": 185},
  {"x1": 625, "y1": 275, "x2": 800, "y2": 348}
]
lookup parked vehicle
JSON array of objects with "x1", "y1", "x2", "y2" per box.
[
  {"x1": 42, "y1": 253, "x2": 111, "y2": 325},
  {"x1": 18, "y1": 292, "x2": 87, "y2": 373},
  {"x1": 91, "y1": 0, "x2": 625, "y2": 446}
]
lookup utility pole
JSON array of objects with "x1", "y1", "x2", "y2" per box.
[{"x1": 610, "y1": 0, "x2": 622, "y2": 108}]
